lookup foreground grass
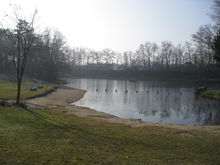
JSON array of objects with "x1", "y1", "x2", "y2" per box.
[
  {"x1": 0, "y1": 107, "x2": 220, "y2": 165},
  {"x1": 202, "y1": 90, "x2": 220, "y2": 100},
  {"x1": 0, "y1": 81, "x2": 56, "y2": 100}
]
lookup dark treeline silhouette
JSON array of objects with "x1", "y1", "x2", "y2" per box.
[
  {"x1": 1, "y1": 30, "x2": 219, "y2": 81},
  {"x1": 1, "y1": 32, "x2": 219, "y2": 81},
  {"x1": 68, "y1": 40, "x2": 219, "y2": 81}
]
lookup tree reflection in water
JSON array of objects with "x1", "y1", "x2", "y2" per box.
[{"x1": 139, "y1": 95, "x2": 220, "y2": 125}]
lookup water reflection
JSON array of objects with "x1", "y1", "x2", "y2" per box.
[{"x1": 67, "y1": 78, "x2": 220, "y2": 125}]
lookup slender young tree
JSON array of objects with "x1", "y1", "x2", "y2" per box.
[{"x1": 1, "y1": 7, "x2": 38, "y2": 104}]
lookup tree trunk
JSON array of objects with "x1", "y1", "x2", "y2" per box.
[{"x1": 16, "y1": 80, "x2": 21, "y2": 104}]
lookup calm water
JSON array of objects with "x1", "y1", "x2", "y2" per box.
[{"x1": 67, "y1": 78, "x2": 220, "y2": 125}]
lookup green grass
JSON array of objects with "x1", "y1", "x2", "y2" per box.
[
  {"x1": 0, "y1": 107, "x2": 220, "y2": 165},
  {"x1": 0, "y1": 80, "x2": 56, "y2": 100},
  {"x1": 202, "y1": 90, "x2": 220, "y2": 100}
]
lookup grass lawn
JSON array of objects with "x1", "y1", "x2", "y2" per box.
[
  {"x1": 0, "y1": 80, "x2": 56, "y2": 100},
  {"x1": 202, "y1": 90, "x2": 220, "y2": 100},
  {"x1": 0, "y1": 107, "x2": 220, "y2": 165}
]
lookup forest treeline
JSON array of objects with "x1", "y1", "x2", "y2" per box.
[
  {"x1": 69, "y1": 40, "x2": 219, "y2": 81},
  {"x1": 0, "y1": 1, "x2": 220, "y2": 82},
  {"x1": 1, "y1": 28, "x2": 219, "y2": 81},
  {"x1": 0, "y1": 26, "x2": 219, "y2": 81}
]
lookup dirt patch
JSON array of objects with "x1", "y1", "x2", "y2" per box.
[
  {"x1": 26, "y1": 88, "x2": 220, "y2": 136},
  {"x1": 27, "y1": 88, "x2": 86, "y2": 108}
]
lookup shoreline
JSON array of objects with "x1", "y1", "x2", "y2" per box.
[
  {"x1": 201, "y1": 90, "x2": 220, "y2": 101},
  {"x1": 26, "y1": 87, "x2": 220, "y2": 135}
]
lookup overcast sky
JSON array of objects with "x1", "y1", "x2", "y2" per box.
[{"x1": 0, "y1": 0, "x2": 214, "y2": 52}]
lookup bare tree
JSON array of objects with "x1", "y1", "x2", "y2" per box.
[
  {"x1": 184, "y1": 42, "x2": 194, "y2": 64},
  {"x1": 93, "y1": 50, "x2": 102, "y2": 64},
  {"x1": 192, "y1": 0, "x2": 220, "y2": 67},
  {"x1": 212, "y1": 0, "x2": 220, "y2": 26},
  {"x1": 1, "y1": 7, "x2": 38, "y2": 104},
  {"x1": 212, "y1": 0, "x2": 220, "y2": 65},
  {"x1": 161, "y1": 41, "x2": 173, "y2": 70},
  {"x1": 145, "y1": 42, "x2": 158, "y2": 71},
  {"x1": 192, "y1": 24, "x2": 214, "y2": 49},
  {"x1": 130, "y1": 51, "x2": 140, "y2": 70},
  {"x1": 213, "y1": 29, "x2": 220, "y2": 65},
  {"x1": 171, "y1": 44, "x2": 183, "y2": 70}
]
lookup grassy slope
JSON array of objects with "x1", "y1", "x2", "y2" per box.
[
  {"x1": 0, "y1": 81, "x2": 56, "y2": 100},
  {"x1": 202, "y1": 90, "x2": 220, "y2": 100},
  {"x1": 0, "y1": 107, "x2": 220, "y2": 165}
]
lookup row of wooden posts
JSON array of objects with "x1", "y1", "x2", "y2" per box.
[{"x1": 95, "y1": 88, "x2": 182, "y2": 95}]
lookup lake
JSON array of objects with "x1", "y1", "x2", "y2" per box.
[{"x1": 67, "y1": 78, "x2": 220, "y2": 125}]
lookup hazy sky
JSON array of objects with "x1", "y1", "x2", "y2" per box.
[{"x1": 0, "y1": 0, "x2": 214, "y2": 52}]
